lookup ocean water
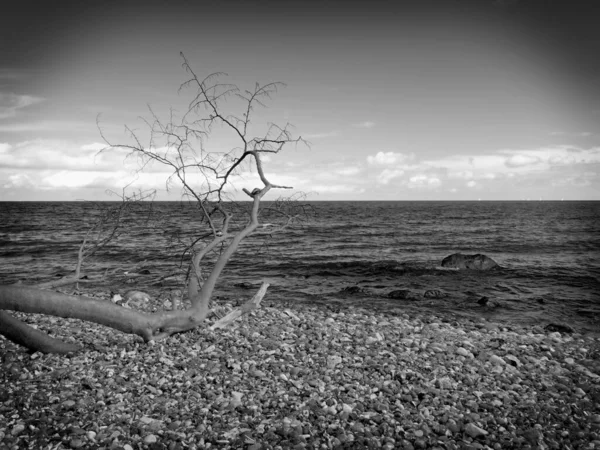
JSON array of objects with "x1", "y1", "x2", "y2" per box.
[{"x1": 1, "y1": 201, "x2": 599, "y2": 335}]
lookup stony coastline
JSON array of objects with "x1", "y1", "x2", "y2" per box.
[{"x1": 1, "y1": 293, "x2": 600, "y2": 450}]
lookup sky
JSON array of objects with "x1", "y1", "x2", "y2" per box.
[{"x1": 1, "y1": 0, "x2": 599, "y2": 201}]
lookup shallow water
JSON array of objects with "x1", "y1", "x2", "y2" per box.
[{"x1": 1, "y1": 200, "x2": 599, "y2": 334}]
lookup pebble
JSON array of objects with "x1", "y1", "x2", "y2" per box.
[
  {"x1": 489, "y1": 355, "x2": 506, "y2": 366},
  {"x1": 143, "y1": 434, "x2": 158, "y2": 444},
  {"x1": 465, "y1": 423, "x2": 488, "y2": 438},
  {"x1": 456, "y1": 347, "x2": 474, "y2": 358},
  {"x1": 327, "y1": 355, "x2": 343, "y2": 369},
  {"x1": 69, "y1": 438, "x2": 85, "y2": 449},
  {"x1": 11, "y1": 424, "x2": 25, "y2": 436},
  {"x1": 3, "y1": 299, "x2": 600, "y2": 450}
]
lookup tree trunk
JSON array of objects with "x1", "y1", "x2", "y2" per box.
[
  {"x1": 0, "y1": 311, "x2": 80, "y2": 354},
  {"x1": 0, "y1": 285, "x2": 210, "y2": 352}
]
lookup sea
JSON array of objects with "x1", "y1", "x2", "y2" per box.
[{"x1": 1, "y1": 201, "x2": 599, "y2": 335}]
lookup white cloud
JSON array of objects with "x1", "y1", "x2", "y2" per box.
[
  {"x1": 408, "y1": 174, "x2": 441, "y2": 189},
  {"x1": 367, "y1": 151, "x2": 413, "y2": 166},
  {"x1": 0, "y1": 93, "x2": 45, "y2": 119},
  {"x1": 449, "y1": 170, "x2": 474, "y2": 179},
  {"x1": 312, "y1": 184, "x2": 365, "y2": 194},
  {"x1": 377, "y1": 168, "x2": 404, "y2": 184},
  {"x1": 334, "y1": 166, "x2": 361, "y2": 176},
  {"x1": 466, "y1": 180, "x2": 477, "y2": 188},
  {"x1": 0, "y1": 139, "x2": 128, "y2": 171},
  {"x1": 42, "y1": 171, "x2": 116, "y2": 189},
  {"x1": 505, "y1": 154, "x2": 541, "y2": 168},
  {"x1": 422, "y1": 146, "x2": 600, "y2": 180},
  {"x1": 81, "y1": 142, "x2": 108, "y2": 152},
  {"x1": 3, "y1": 173, "x2": 35, "y2": 189}
]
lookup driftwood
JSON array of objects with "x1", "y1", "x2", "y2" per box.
[{"x1": 210, "y1": 282, "x2": 269, "y2": 330}]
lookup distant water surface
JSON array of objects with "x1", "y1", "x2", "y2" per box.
[{"x1": 1, "y1": 201, "x2": 599, "y2": 334}]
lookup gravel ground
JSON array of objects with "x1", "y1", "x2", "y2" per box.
[{"x1": 1, "y1": 296, "x2": 600, "y2": 450}]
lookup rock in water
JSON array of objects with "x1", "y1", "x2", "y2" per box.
[
  {"x1": 423, "y1": 289, "x2": 448, "y2": 299},
  {"x1": 387, "y1": 289, "x2": 419, "y2": 300},
  {"x1": 441, "y1": 253, "x2": 499, "y2": 271},
  {"x1": 341, "y1": 286, "x2": 370, "y2": 295},
  {"x1": 544, "y1": 323, "x2": 575, "y2": 334}
]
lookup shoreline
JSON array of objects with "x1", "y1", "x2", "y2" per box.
[{"x1": 2, "y1": 292, "x2": 600, "y2": 449}]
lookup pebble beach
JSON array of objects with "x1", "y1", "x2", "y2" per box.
[{"x1": 2, "y1": 291, "x2": 600, "y2": 450}]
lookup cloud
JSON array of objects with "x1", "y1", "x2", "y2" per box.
[
  {"x1": 312, "y1": 184, "x2": 365, "y2": 194},
  {"x1": 0, "y1": 93, "x2": 44, "y2": 119},
  {"x1": 449, "y1": 170, "x2": 474, "y2": 179},
  {"x1": 81, "y1": 142, "x2": 108, "y2": 152},
  {"x1": 466, "y1": 180, "x2": 477, "y2": 188},
  {"x1": 407, "y1": 174, "x2": 441, "y2": 189},
  {"x1": 505, "y1": 154, "x2": 541, "y2": 168},
  {"x1": 354, "y1": 121, "x2": 375, "y2": 129},
  {"x1": 0, "y1": 139, "x2": 127, "y2": 171},
  {"x1": 377, "y1": 168, "x2": 404, "y2": 184},
  {"x1": 422, "y1": 146, "x2": 600, "y2": 179},
  {"x1": 499, "y1": 146, "x2": 600, "y2": 168},
  {"x1": 3, "y1": 173, "x2": 35, "y2": 189},
  {"x1": 334, "y1": 166, "x2": 361, "y2": 176},
  {"x1": 0, "y1": 120, "x2": 91, "y2": 132},
  {"x1": 367, "y1": 151, "x2": 414, "y2": 166}
]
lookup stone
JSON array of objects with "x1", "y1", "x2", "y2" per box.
[
  {"x1": 489, "y1": 355, "x2": 506, "y2": 366},
  {"x1": 124, "y1": 290, "x2": 151, "y2": 302},
  {"x1": 464, "y1": 423, "x2": 488, "y2": 438},
  {"x1": 327, "y1": 355, "x2": 343, "y2": 369},
  {"x1": 424, "y1": 290, "x2": 448, "y2": 299},
  {"x1": 441, "y1": 253, "x2": 499, "y2": 271},
  {"x1": 387, "y1": 289, "x2": 419, "y2": 300},
  {"x1": 477, "y1": 297, "x2": 500, "y2": 307},
  {"x1": 143, "y1": 434, "x2": 158, "y2": 444},
  {"x1": 341, "y1": 285, "x2": 369, "y2": 294},
  {"x1": 544, "y1": 323, "x2": 574, "y2": 334},
  {"x1": 69, "y1": 439, "x2": 85, "y2": 449},
  {"x1": 456, "y1": 347, "x2": 474, "y2": 358},
  {"x1": 504, "y1": 355, "x2": 522, "y2": 367}
]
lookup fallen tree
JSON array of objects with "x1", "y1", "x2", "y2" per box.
[{"x1": 0, "y1": 53, "x2": 307, "y2": 354}]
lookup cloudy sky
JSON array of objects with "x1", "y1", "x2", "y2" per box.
[{"x1": 2, "y1": 0, "x2": 599, "y2": 201}]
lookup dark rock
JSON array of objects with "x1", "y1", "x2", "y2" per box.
[
  {"x1": 441, "y1": 253, "x2": 499, "y2": 270},
  {"x1": 544, "y1": 323, "x2": 574, "y2": 334},
  {"x1": 478, "y1": 297, "x2": 500, "y2": 307},
  {"x1": 387, "y1": 289, "x2": 420, "y2": 300},
  {"x1": 341, "y1": 285, "x2": 370, "y2": 295},
  {"x1": 423, "y1": 289, "x2": 448, "y2": 299}
]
